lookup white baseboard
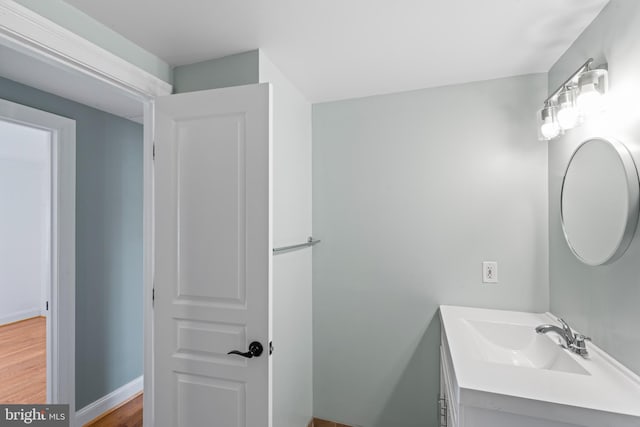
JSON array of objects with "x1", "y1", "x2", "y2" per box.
[
  {"x1": 75, "y1": 375, "x2": 143, "y2": 426},
  {"x1": 0, "y1": 308, "x2": 41, "y2": 325}
]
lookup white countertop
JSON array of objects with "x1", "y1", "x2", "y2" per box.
[{"x1": 440, "y1": 305, "x2": 640, "y2": 426}]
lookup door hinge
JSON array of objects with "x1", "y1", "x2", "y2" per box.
[
  {"x1": 438, "y1": 395, "x2": 448, "y2": 427},
  {"x1": 46, "y1": 301, "x2": 49, "y2": 311}
]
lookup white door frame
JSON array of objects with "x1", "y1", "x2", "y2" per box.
[
  {"x1": 142, "y1": 100, "x2": 156, "y2": 427},
  {"x1": 0, "y1": 98, "x2": 76, "y2": 410},
  {"x1": 0, "y1": 1, "x2": 172, "y2": 425}
]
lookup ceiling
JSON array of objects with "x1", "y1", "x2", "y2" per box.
[{"x1": 64, "y1": 0, "x2": 610, "y2": 103}]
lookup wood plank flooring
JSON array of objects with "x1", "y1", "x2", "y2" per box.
[
  {"x1": 312, "y1": 418, "x2": 353, "y2": 427},
  {"x1": 85, "y1": 393, "x2": 143, "y2": 427},
  {"x1": 0, "y1": 316, "x2": 46, "y2": 403}
]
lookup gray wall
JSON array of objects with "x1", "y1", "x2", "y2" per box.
[
  {"x1": 549, "y1": 0, "x2": 640, "y2": 376},
  {"x1": 0, "y1": 76, "x2": 144, "y2": 409},
  {"x1": 259, "y1": 51, "x2": 313, "y2": 427},
  {"x1": 312, "y1": 73, "x2": 549, "y2": 427},
  {"x1": 173, "y1": 50, "x2": 259, "y2": 93}
]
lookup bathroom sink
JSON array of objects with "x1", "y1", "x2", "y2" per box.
[
  {"x1": 439, "y1": 305, "x2": 640, "y2": 427},
  {"x1": 464, "y1": 319, "x2": 589, "y2": 375}
]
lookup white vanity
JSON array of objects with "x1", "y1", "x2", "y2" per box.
[{"x1": 439, "y1": 305, "x2": 640, "y2": 427}]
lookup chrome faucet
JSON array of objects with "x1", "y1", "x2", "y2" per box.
[{"x1": 535, "y1": 318, "x2": 591, "y2": 357}]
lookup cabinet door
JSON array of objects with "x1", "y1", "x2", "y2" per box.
[
  {"x1": 439, "y1": 353, "x2": 447, "y2": 426},
  {"x1": 440, "y1": 344, "x2": 459, "y2": 427}
]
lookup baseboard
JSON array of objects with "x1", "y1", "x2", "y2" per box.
[
  {"x1": 75, "y1": 376, "x2": 143, "y2": 426},
  {"x1": 0, "y1": 308, "x2": 41, "y2": 326}
]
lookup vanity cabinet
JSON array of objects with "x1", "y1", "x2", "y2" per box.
[
  {"x1": 440, "y1": 327, "x2": 586, "y2": 427},
  {"x1": 438, "y1": 305, "x2": 640, "y2": 427}
]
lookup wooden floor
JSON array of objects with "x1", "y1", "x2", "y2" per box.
[
  {"x1": 86, "y1": 393, "x2": 143, "y2": 427},
  {"x1": 0, "y1": 316, "x2": 46, "y2": 403},
  {"x1": 311, "y1": 418, "x2": 353, "y2": 427}
]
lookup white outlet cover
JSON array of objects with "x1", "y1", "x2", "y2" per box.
[{"x1": 482, "y1": 261, "x2": 498, "y2": 283}]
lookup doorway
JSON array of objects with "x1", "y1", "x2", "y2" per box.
[
  {"x1": 0, "y1": 119, "x2": 51, "y2": 403},
  {"x1": 0, "y1": 98, "x2": 76, "y2": 410},
  {"x1": 0, "y1": 5, "x2": 168, "y2": 423}
]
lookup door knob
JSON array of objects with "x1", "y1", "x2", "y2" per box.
[{"x1": 227, "y1": 341, "x2": 264, "y2": 358}]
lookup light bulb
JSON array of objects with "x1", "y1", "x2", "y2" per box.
[
  {"x1": 541, "y1": 118, "x2": 560, "y2": 139},
  {"x1": 538, "y1": 105, "x2": 560, "y2": 140},
  {"x1": 556, "y1": 88, "x2": 578, "y2": 130},
  {"x1": 557, "y1": 106, "x2": 578, "y2": 130},
  {"x1": 577, "y1": 85, "x2": 604, "y2": 115}
]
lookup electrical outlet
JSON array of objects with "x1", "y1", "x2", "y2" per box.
[{"x1": 482, "y1": 261, "x2": 498, "y2": 283}]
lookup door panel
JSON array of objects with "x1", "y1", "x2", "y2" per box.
[
  {"x1": 154, "y1": 83, "x2": 271, "y2": 427},
  {"x1": 176, "y1": 114, "x2": 245, "y2": 302},
  {"x1": 177, "y1": 374, "x2": 244, "y2": 426}
]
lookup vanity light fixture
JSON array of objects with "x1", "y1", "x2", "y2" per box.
[{"x1": 538, "y1": 58, "x2": 608, "y2": 141}]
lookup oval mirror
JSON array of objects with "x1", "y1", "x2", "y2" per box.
[{"x1": 561, "y1": 137, "x2": 640, "y2": 266}]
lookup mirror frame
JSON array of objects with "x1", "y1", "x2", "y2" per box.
[{"x1": 560, "y1": 137, "x2": 640, "y2": 266}]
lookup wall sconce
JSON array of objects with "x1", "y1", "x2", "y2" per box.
[{"x1": 538, "y1": 58, "x2": 608, "y2": 141}]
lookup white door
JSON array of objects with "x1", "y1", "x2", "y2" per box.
[{"x1": 153, "y1": 83, "x2": 272, "y2": 427}]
